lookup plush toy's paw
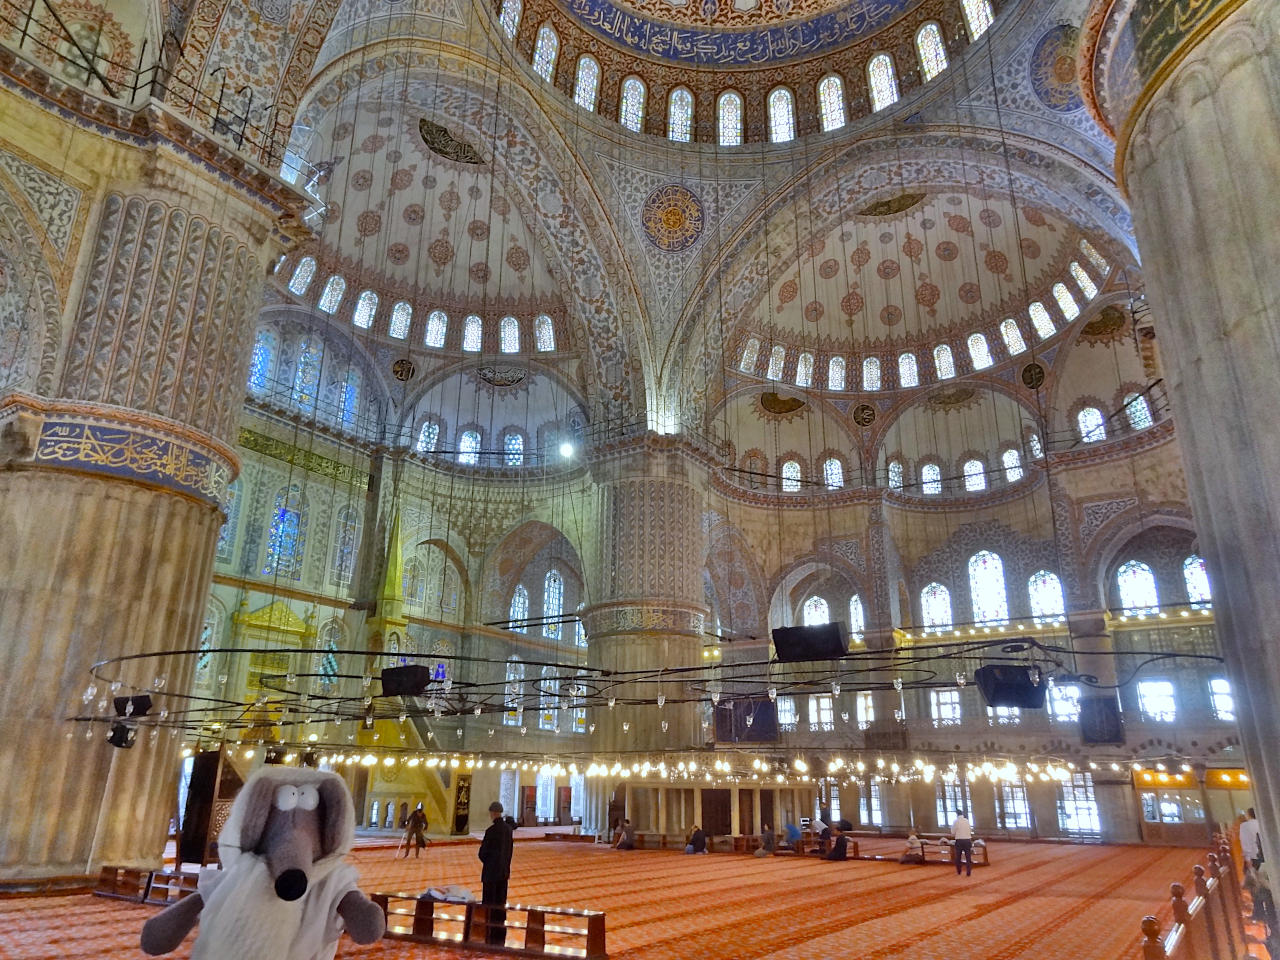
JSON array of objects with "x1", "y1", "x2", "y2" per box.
[
  {"x1": 337, "y1": 890, "x2": 386, "y2": 944},
  {"x1": 140, "y1": 893, "x2": 204, "y2": 955}
]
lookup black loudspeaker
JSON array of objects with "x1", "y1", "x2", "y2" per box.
[
  {"x1": 107, "y1": 722, "x2": 136, "y2": 748},
  {"x1": 381, "y1": 664, "x2": 432, "y2": 696},
  {"x1": 973, "y1": 665, "x2": 1047, "y2": 709},
  {"x1": 772, "y1": 622, "x2": 849, "y2": 662},
  {"x1": 1079, "y1": 696, "x2": 1125, "y2": 745},
  {"x1": 113, "y1": 694, "x2": 152, "y2": 718}
]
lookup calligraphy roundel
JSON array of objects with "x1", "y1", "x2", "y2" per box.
[
  {"x1": 1030, "y1": 24, "x2": 1084, "y2": 113},
  {"x1": 641, "y1": 184, "x2": 705, "y2": 252}
]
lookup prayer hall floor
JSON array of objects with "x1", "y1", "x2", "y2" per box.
[{"x1": 0, "y1": 839, "x2": 1206, "y2": 960}]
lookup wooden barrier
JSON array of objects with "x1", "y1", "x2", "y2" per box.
[
  {"x1": 1134, "y1": 843, "x2": 1250, "y2": 959},
  {"x1": 93, "y1": 866, "x2": 149, "y2": 902},
  {"x1": 143, "y1": 870, "x2": 200, "y2": 906}
]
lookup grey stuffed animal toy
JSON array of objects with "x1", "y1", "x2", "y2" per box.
[{"x1": 141, "y1": 766, "x2": 385, "y2": 960}]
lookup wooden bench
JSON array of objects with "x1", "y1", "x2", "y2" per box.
[
  {"x1": 143, "y1": 870, "x2": 200, "y2": 906},
  {"x1": 374, "y1": 891, "x2": 606, "y2": 959},
  {"x1": 542, "y1": 832, "x2": 594, "y2": 843},
  {"x1": 631, "y1": 832, "x2": 669, "y2": 850},
  {"x1": 94, "y1": 866, "x2": 148, "y2": 902}
]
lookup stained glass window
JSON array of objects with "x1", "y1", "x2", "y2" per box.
[
  {"x1": 416, "y1": 420, "x2": 440, "y2": 452},
  {"x1": 574, "y1": 55, "x2": 600, "y2": 110},
  {"x1": 249, "y1": 328, "x2": 276, "y2": 394},
  {"x1": 504, "y1": 431, "x2": 524, "y2": 465},
  {"x1": 1028, "y1": 432, "x2": 1044, "y2": 458},
  {"x1": 868, "y1": 54, "x2": 900, "y2": 112},
  {"x1": 288, "y1": 256, "x2": 316, "y2": 295},
  {"x1": 389, "y1": 301, "x2": 412, "y2": 339},
  {"x1": 263, "y1": 484, "x2": 307, "y2": 579},
  {"x1": 934, "y1": 343, "x2": 956, "y2": 379},
  {"x1": 352, "y1": 290, "x2": 378, "y2": 329},
  {"x1": 499, "y1": 0, "x2": 521, "y2": 37},
  {"x1": 921, "y1": 582, "x2": 952, "y2": 629},
  {"x1": 575, "y1": 607, "x2": 587, "y2": 647},
  {"x1": 766, "y1": 345, "x2": 785, "y2": 380},
  {"x1": 1069, "y1": 261, "x2": 1098, "y2": 299},
  {"x1": 961, "y1": 0, "x2": 993, "y2": 38},
  {"x1": 888, "y1": 459, "x2": 903, "y2": 490},
  {"x1": 1001, "y1": 448, "x2": 1023, "y2": 483},
  {"x1": 463, "y1": 314, "x2": 482, "y2": 352},
  {"x1": 916, "y1": 22, "x2": 948, "y2": 81},
  {"x1": 768, "y1": 87, "x2": 795, "y2": 143},
  {"x1": 292, "y1": 339, "x2": 321, "y2": 413},
  {"x1": 849, "y1": 594, "x2": 865, "y2": 635},
  {"x1": 827, "y1": 356, "x2": 845, "y2": 390},
  {"x1": 1079, "y1": 238, "x2": 1109, "y2": 272},
  {"x1": 1029, "y1": 301, "x2": 1055, "y2": 339},
  {"x1": 402, "y1": 557, "x2": 426, "y2": 607},
  {"x1": 330, "y1": 505, "x2": 361, "y2": 586},
  {"x1": 316, "y1": 621, "x2": 341, "y2": 690},
  {"x1": 898, "y1": 352, "x2": 918, "y2": 388},
  {"x1": 968, "y1": 333, "x2": 993, "y2": 369},
  {"x1": 1077, "y1": 406, "x2": 1106, "y2": 443},
  {"x1": 1183, "y1": 555, "x2": 1211, "y2": 606},
  {"x1": 1000, "y1": 318, "x2": 1027, "y2": 355},
  {"x1": 817, "y1": 75, "x2": 846, "y2": 132},
  {"x1": 963, "y1": 458, "x2": 987, "y2": 491},
  {"x1": 1053, "y1": 282, "x2": 1080, "y2": 320},
  {"x1": 795, "y1": 351, "x2": 814, "y2": 387},
  {"x1": 539, "y1": 667, "x2": 560, "y2": 730},
  {"x1": 620, "y1": 76, "x2": 646, "y2": 132},
  {"x1": 509, "y1": 585, "x2": 529, "y2": 631},
  {"x1": 823, "y1": 457, "x2": 844, "y2": 490},
  {"x1": 781, "y1": 459, "x2": 802, "y2": 492},
  {"x1": 195, "y1": 606, "x2": 219, "y2": 687},
  {"x1": 216, "y1": 479, "x2": 240, "y2": 562},
  {"x1": 668, "y1": 87, "x2": 694, "y2": 142},
  {"x1": 458, "y1": 430, "x2": 481, "y2": 465},
  {"x1": 969, "y1": 550, "x2": 1008, "y2": 624},
  {"x1": 802, "y1": 595, "x2": 830, "y2": 625},
  {"x1": 535, "y1": 314, "x2": 556, "y2": 351},
  {"x1": 331, "y1": 369, "x2": 360, "y2": 428},
  {"x1": 317, "y1": 275, "x2": 346, "y2": 314},
  {"x1": 532, "y1": 25, "x2": 558, "y2": 82},
  {"x1": 717, "y1": 91, "x2": 743, "y2": 146},
  {"x1": 863, "y1": 356, "x2": 881, "y2": 390},
  {"x1": 504, "y1": 658, "x2": 524, "y2": 725},
  {"x1": 740, "y1": 337, "x2": 760, "y2": 372},
  {"x1": 1124, "y1": 392, "x2": 1154, "y2": 429},
  {"x1": 500, "y1": 316, "x2": 520, "y2": 353},
  {"x1": 921, "y1": 462, "x2": 941, "y2": 495},
  {"x1": 1028, "y1": 570, "x2": 1065, "y2": 622},
  {"x1": 1117, "y1": 559, "x2": 1159, "y2": 614},
  {"x1": 425, "y1": 309, "x2": 448, "y2": 347},
  {"x1": 543, "y1": 569, "x2": 563, "y2": 640}
]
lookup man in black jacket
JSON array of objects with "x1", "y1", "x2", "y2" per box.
[{"x1": 478, "y1": 801, "x2": 514, "y2": 945}]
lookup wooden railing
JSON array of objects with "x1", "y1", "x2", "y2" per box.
[{"x1": 1138, "y1": 844, "x2": 1251, "y2": 959}]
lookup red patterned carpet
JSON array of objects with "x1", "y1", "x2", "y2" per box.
[{"x1": 0, "y1": 840, "x2": 1206, "y2": 960}]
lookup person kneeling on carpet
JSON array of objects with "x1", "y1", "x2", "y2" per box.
[
  {"x1": 615, "y1": 819, "x2": 636, "y2": 850},
  {"x1": 823, "y1": 825, "x2": 849, "y2": 861},
  {"x1": 900, "y1": 831, "x2": 925, "y2": 864},
  {"x1": 685, "y1": 825, "x2": 708, "y2": 854}
]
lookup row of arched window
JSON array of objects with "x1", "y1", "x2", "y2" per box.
[
  {"x1": 507, "y1": 570, "x2": 588, "y2": 645},
  {"x1": 1116, "y1": 556, "x2": 1211, "y2": 614},
  {"x1": 503, "y1": 657, "x2": 589, "y2": 732},
  {"x1": 738, "y1": 241, "x2": 1108, "y2": 390},
  {"x1": 413, "y1": 417, "x2": 580, "y2": 467},
  {"x1": 284, "y1": 257, "x2": 558, "y2": 353},
  {"x1": 1076, "y1": 393, "x2": 1155, "y2": 445},
  {"x1": 886, "y1": 449, "x2": 1029, "y2": 496},
  {"x1": 249, "y1": 328, "x2": 364, "y2": 429},
  {"x1": 499, "y1": 0, "x2": 994, "y2": 144}
]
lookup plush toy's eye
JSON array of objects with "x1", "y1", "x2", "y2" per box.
[
  {"x1": 275, "y1": 785, "x2": 299, "y2": 811},
  {"x1": 297, "y1": 785, "x2": 320, "y2": 811}
]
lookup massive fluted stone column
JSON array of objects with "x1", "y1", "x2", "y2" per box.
[
  {"x1": 1083, "y1": 0, "x2": 1280, "y2": 865},
  {"x1": 0, "y1": 88, "x2": 305, "y2": 880}
]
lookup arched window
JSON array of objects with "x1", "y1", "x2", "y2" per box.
[
  {"x1": 868, "y1": 54, "x2": 900, "y2": 111},
  {"x1": 1183, "y1": 555, "x2": 1211, "y2": 606},
  {"x1": 961, "y1": 0, "x2": 993, "y2": 38},
  {"x1": 352, "y1": 290, "x2": 378, "y2": 329},
  {"x1": 457, "y1": 429, "x2": 481, "y2": 465},
  {"x1": 862, "y1": 356, "x2": 881, "y2": 391},
  {"x1": 504, "y1": 431, "x2": 524, "y2": 465},
  {"x1": 416, "y1": 420, "x2": 440, "y2": 453},
  {"x1": 934, "y1": 343, "x2": 956, "y2": 379},
  {"x1": 768, "y1": 87, "x2": 796, "y2": 143},
  {"x1": 532, "y1": 24, "x2": 559, "y2": 82},
  {"x1": 389, "y1": 301, "x2": 412, "y2": 339},
  {"x1": 538, "y1": 667, "x2": 560, "y2": 730},
  {"x1": 1028, "y1": 570, "x2": 1065, "y2": 622},
  {"x1": 795, "y1": 351, "x2": 814, "y2": 387},
  {"x1": 968, "y1": 333, "x2": 993, "y2": 369},
  {"x1": 462, "y1": 314, "x2": 483, "y2": 352},
  {"x1": 921, "y1": 582, "x2": 952, "y2": 629},
  {"x1": 963, "y1": 458, "x2": 987, "y2": 491},
  {"x1": 330, "y1": 505, "x2": 361, "y2": 586},
  {"x1": 574, "y1": 55, "x2": 600, "y2": 110},
  {"x1": 969, "y1": 550, "x2": 1009, "y2": 624},
  {"x1": 543, "y1": 569, "x2": 564, "y2": 640},
  {"x1": 1001, "y1": 448, "x2": 1023, "y2": 483},
  {"x1": 1069, "y1": 261, "x2": 1098, "y2": 299},
  {"x1": 424, "y1": 309, "x2": 448, "y2": 348},
  {"x1": 827, "y1": 356, "x2": 846, "y2": 390},
  {"x1": 1000, "y1": 318, "x2": 1027, "y2": 355},
  {"x1": 668, "y1": 87, "x2": 694, "y2": 142},
  {"x1": 316, "y1": 620, "x2": 341, "y2": 690},
  {"x1": 330, "y1": 369, "x2": 361, "y2": 428},
  {"x1": 510, "y1": 585, "x2": 529, "y2": 632},
  {"x1": 921, "y1": 462, "x2": 942, "y2": 495},
  {"x1": 292, "y1": 338, "x2": 321, "y2": 413},
  {"x1": 1124, "y1": 392, "x2": 1154, "y2": 429},
  {"x1": 898, "y1": 352, "x2": 919, "y2": 387},
  {"x1": 1029, "y1": 301, "x2": 1055, "y2": 339},
  {"x1": 317, "y1": 275, "x2": 346, "y2": 314},
  {"x1": 1052, "y1": 282, "x2": 1080, "y2": 320},
  {"x1": 1079, "y1": 238, "x2": 1109, "y2": 273},
  {"x1": 248, "y1": 329, "x2": 276, "y2": 394},
  {"x1": 1077, "y1": 406, "x2": 1106, "y2": 443},
  {"x1": 802, "y1": 595, "x2": 830, "y2": 625},
  {"x1": 288, "y1": 256, "x2": 316, "y2": 295},
  {"x1": 402, "y1": 557, "x2": 426, "y2": 608},
  {"x1": 535, "y1": 314, "x2": 556, "y2": 351},
  {"x1": 888, "y1": 458, "x2": 904, "y2": 490},
  {"x1": 263, "y1": 484, "x2": 307, "y2": 579},
  {"x1": 216, "y1": 478, "x2": 241, "y2": 562},
  {"x1": 817, "y1": 75, "x2": 846, "y2": 132},
  {"x1": 504, "y1": 657, "x2": 525, "y2": 725},
  {"x1": 1116, "y1": 559, "x2": 1159, "y2": 614},
  {"x1": 499, "y1": 0, "x2": 521, "y2": 37},
  {"x1": 916, "y1": 23, "x2": 948, "y2": 81},
  {"x1": 849, "y1": 594, "x2": 865, "y2": 635},
  {"x1": 823, "y1": 457, "x2": 844, "y2": 490},
  {"x1": 766, "y1": 344, "x2": 785, "y2": 380},
  {"x1": 1028, "y1": 432, "x2": 1044, "y2": 458},
  {"x1": 500, "y1": 316, "x2": 520, "y2": 353},
  {"x1": 620, "y1": 76, "x2": 646, "y2": 132},
  {"x1": 717, "y1": 91, "x2": 743, "y2": 146},
  {"x1": 781, "y1": 459, "x2": 802, "y2": 492},
  {"x1": 739, "y1": 337, "x2": 760, "y2": 372}
]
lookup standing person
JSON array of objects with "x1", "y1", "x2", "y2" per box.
[
  {"x1": 478, "y1": 802, "x2": 514, "y2": 946},
  {"x1": 1242, "y1": 808, "x2": 1265, "y2": 870},
  {"x1": 402, "y1": 805, "x2": 429, "y2": 858},
  {"x1": 951, "y1": 811, "x2": 974, "y2": 877}
]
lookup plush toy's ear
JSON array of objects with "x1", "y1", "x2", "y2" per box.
[
  {"x1": 317, "y1": 776, "x2": 351, "y2": 857},
  {"x1": 235, "y1": 775, "x2": 280, "y2": 855}
]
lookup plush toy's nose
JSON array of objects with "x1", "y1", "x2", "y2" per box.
[{"x1": 275, "y1": 868, "x2": 308, "y2": 901}]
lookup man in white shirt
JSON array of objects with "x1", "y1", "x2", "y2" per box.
[
  {"x1": 951, "y1": 813, "x2": 974, "y2": 876},
  {"x1": 1241, "y1": 808, "x2": 1264, "y2": 869}
]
